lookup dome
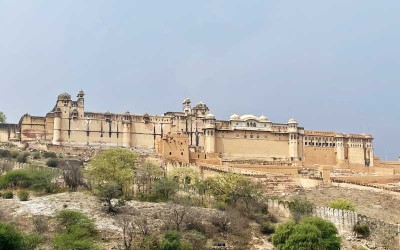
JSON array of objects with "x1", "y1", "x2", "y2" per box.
[
  {"x1": 182, "y1": 98, "x2": 191, "y2": 104},
  {"x1": 205, "y1": 113, "x2": 215, "y2": 119},
  {"x1": 77, "y1": 89, "x2": 85, "y2": 98},
  {"x1": 240, "y1": 114, "x2": 258, "y2": 121},
  {"x1": 288, "y1": 118, "x2": 298, "y2": 124},
  {"x1": 195, "y1": 101, "x2": 206, "y2": 108},
  {"x1": 258, "y1": 115, "x2": 271, "y2": 123},
  {"x1": 57, "y1": 93, "x2": 71, "y2": 100},
  {"x1": 229, "y1": 114, "x2": 240, "y2": 121}
]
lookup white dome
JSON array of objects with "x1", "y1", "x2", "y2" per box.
[
  {"x1": 205, "y1": 113, "x2": 215, "y2": 119},
  {"x1": 258, "y1": 115, "x2": 271, "y2": 123},
  {"x1": 182, "y1": 98, "x2": 191, "y2": 104},
  {"x1": 240, "y1": 114, "x2": 258, "y2": 121},
  {"x1": 288, "y1": 118, "x2": 298, "y2": 124},
  {"x1": 229, "y1": 113, "x2": 240, "y2": 120}
]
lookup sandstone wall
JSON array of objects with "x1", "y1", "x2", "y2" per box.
[
  {"x1": 215, "y1": 131, "x2": 289, "y2": 160},
  {"x1": 0, "y1": 124, "x2": 18, "y2": 142},
  {"x1": 303, "y1": 146, "x2": 336, "y2": 165}
]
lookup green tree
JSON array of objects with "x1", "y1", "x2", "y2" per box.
[
  {"x1": 0, "y1": 112, "x2": 6, "y2": 124},
  {"x1": 97, "y1": 182, "x2": 123, "y2": 214},
  {"x1": 272, "y1": 217, "x2": 341, "y2": 250},
  {"x1": 154, "y1": 177, "x2": 179, "y2": 201},
  {"x1": 134, "y1": 160, "x2": 163, "y2": 195},
  {"x1": 288, "y1": 197, "x2": 314, "y2": 222},
  {"x1": 169, "y1": 167, "x2": 199, "y2": 191},
  {"x1": 328, "y1": 198, "x2": 356, "y2": 211},
  {"x1": 206, "y1": 173, "x2": 262, "y2": 208},
  {"x1": 87, "y1": 148, "x2": 138, "y2": 188}
]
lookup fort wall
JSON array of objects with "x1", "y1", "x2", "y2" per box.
[
  {"x1": 303, "y1": 146, "x2": 336, "y2": 165},
  {"x1": 267, "y1": 199, "x2": 399, "y2": 242}
]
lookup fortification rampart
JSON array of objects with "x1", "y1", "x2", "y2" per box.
[{"x1": 267, "y1": 199, "x2": 399, "y2": 242}]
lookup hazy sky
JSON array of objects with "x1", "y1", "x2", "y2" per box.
[{"x1": 0, "y1": 1, "x2": 399, "y2": 159}]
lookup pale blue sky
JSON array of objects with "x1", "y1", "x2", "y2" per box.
[{"x1": 0, "y1": 1, "x2": 399, "y2": 159}]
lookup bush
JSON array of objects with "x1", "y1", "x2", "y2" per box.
[
  {"x1": 55, "y1": 210, "x2": 96, "y2": 236},
  {"x1": 2, "y1": 191, "x2": 13, "y2": 199},
  {"x1": 260, "y1": 221, "x2": 275, "y2": 235},
  {"x1": 183, "y1": 230, "x2": 206, "y2": 249},
  {"x1": 53, "y1": 210, "x2": 98, "y2": 250},
  {"x1": 22, "y1": 233, "x2": 41, "y2": 250},
  {"x1": 10, "y1": 151, "x2": 19, "y2": 159},
  {"x1": 16, "y1": 153, "x2": 29, "y2": 163},
  {"x1": 353, "y1": 224, "x2": 370, "y2": 238},
  {"x1": 0, "y1": 221, "x2": 40, "y2": 250},
  {"x1": 43, "y1": 151, "x2": 57, "y2": 158},
  {"x1": 0, "y1": 149, "x2": 10, "y2": 158},
  {"x1": 0, "y1": 169, "x2": 57, "y2": 193},
  {"x1": 159, "y1": 230, "x2": 191, "y2": 250},
  {"x1": 32, "y1": 152, "x2": 41, "y2": 159},
  {"x1": 33, "y1": 215, "x2": 48, "y2": 233},
  {"x1": 17, "y1": 190, "x2": 29, "y2": 201},
  {"x1": 46, "y1": 158, "x2": 59, "y2": 168},
  {"x1": 0, "y1": 221, "x2": 24, "y2": 249},
  {"x1": 328, "y1": 198, "x2": 356, "y2": 211}
]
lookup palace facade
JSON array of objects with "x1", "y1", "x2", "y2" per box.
[{"x1": 0, "y1": 90, "x2": 374, "y2": 167}]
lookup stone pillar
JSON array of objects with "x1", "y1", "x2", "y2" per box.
[{"x1": 122, "y1": 122, "x2": 131, "y2": 148}]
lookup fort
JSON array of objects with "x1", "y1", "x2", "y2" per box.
[{"x1": 0, "y1": 90, "x2": 376, "y2": 168}]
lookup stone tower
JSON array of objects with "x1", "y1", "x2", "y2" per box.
[
  {"x1": 335, "y1": 134, "x2": 345, "y2": 165},
  {"x1": 365, "y1": 137, "x2": 374, "y2": 166},
  {"x1": 182, "y1": 98, "x2": 191, "y2": 115},
  {"x1": 204, "y1": 113, "x2": 216, "y2": 153},
  {"x1": 52, "y1": 93, "x2": 73, "y2": 145},
  {"x1": 288, "y1": 118, "x2": 299, "y2": 161},
  {"x1": 122, "y1": 111, "x2": 131, "y2": 148}
]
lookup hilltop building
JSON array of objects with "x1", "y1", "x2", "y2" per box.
[{"x1": 0, "y1": 91, "x2": 374, "y2": 168}]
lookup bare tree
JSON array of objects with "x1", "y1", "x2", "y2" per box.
[
  {"x1": 161, "y1": 204, "x2": 191, "y2": 232},
  {"x1": 59, "y1": 160, "x2": 83, "y2": 191},
  {"x1": 118, "y1": 216, "x2": 135, "y2": 250},
  {"x1": 135, "y1": 214, "x2": 151, "y2": 237},
  {"x1": 0, "y1": 161, "x2": 13, "y2": 174}
]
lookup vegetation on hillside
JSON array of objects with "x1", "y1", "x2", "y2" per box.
[
  {"x1": 328, "y1": 198, "x2": 356, "y2": 211},
  {"x1": 272, "y1": 217, "x2": 341, "y2": 249}
]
